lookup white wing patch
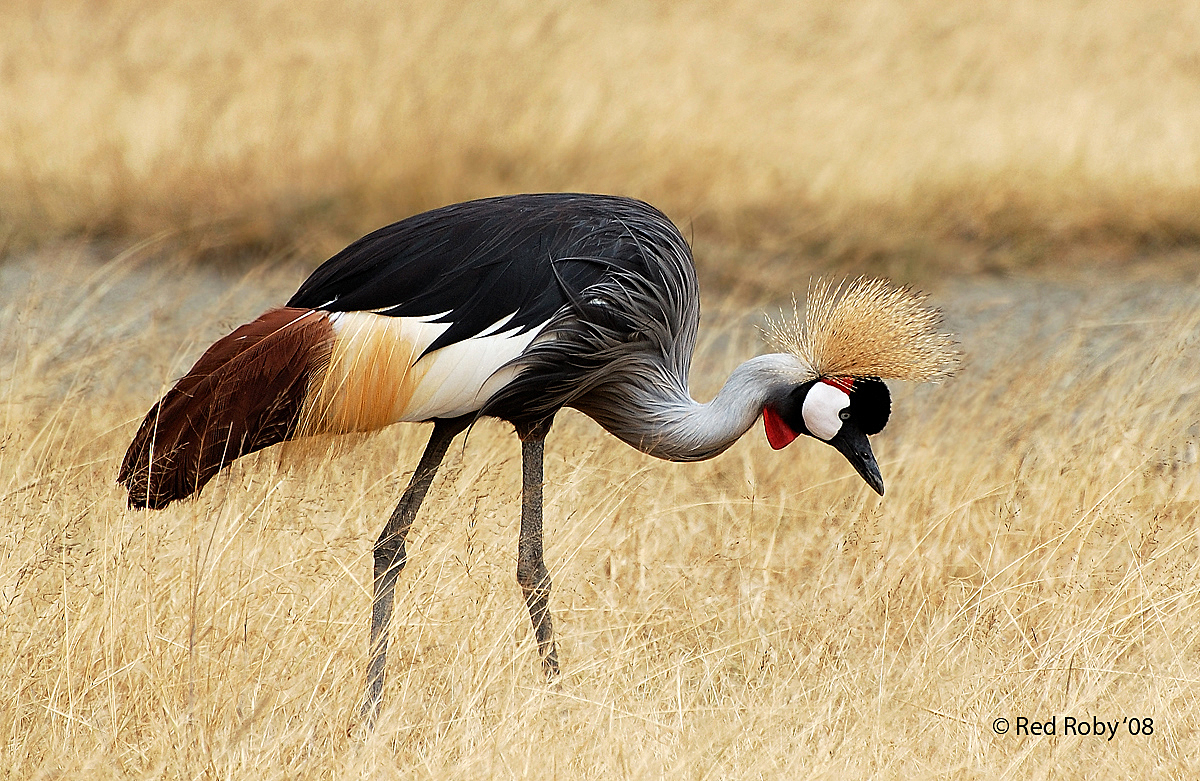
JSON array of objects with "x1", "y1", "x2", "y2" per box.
[
  {"x1": 300, "y1": 311, "x2": 545, "y2": 434},
  {"x1": 404, "y1": 320, "x2": 544, "y2": 420}
]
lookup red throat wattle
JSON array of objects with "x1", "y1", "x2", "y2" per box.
[{"x1": 763, "y1": 406, "x2": 798, "y2": 450}]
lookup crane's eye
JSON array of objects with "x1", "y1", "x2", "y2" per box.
[{"x1": 839, "y1": 410, "x2": 851, "y2": 421}]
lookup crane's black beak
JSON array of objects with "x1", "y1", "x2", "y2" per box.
[{"x1": 829, "y1": 424, "x2": 885, "y2": 496}]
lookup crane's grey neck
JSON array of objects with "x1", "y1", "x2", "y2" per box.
[{"x1": 575, "y1": 353, "x2": 814, "y2": 462}]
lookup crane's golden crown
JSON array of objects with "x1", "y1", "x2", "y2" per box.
[{"x1": 765, "y1": 277, "x2": 960, "y2": 382}]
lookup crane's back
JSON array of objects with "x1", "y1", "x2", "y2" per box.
[{"x1": 120, "y1": 194, "x2": 700, "y2": 507}]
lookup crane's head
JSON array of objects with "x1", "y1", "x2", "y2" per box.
[
  {"x1": 762, "y1": 377, "x2": 890, "y2": 495},
  {"x1": 759, "y1": 276, "x2": 960, "y2": 496}
]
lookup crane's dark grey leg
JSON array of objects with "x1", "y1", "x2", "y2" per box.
[
  {"x1": 361, "y1": 416, "x2": 470, "y2": 725},
  {"x1": 516, "y1": 421, "x2": 560, "y2": 678}
]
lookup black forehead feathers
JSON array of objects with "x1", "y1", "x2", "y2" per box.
[{"x1": 849, "y1": 377, "x2": 890, "y2": 435}]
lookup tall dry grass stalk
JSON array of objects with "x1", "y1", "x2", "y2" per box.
[
  {"x1": 4, "y1": 0, "x2": 1200, "y2": 262},
  {"x1": 2, "y1": 248, "x2": 1198, "y2": 777}
]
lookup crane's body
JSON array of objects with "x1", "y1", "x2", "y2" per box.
[
  {"x1": 119, "y1": 193, "x2": 953, "y2": 725},
  {"x1": 289, "y1": 194, "x2": 697, "y2": 434}
]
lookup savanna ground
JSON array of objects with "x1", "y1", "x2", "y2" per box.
[{"x1": 3, "y1": 1, "x2": 1200, "y2": 778}]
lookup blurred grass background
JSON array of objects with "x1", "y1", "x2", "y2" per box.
[{"x1": 4, "y1": 0, "x2": 1200, "y2": 272}]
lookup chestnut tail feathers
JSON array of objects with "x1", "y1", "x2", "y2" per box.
[{"x1": 118, "y1": 308, "x2": 334, "y2": 509}]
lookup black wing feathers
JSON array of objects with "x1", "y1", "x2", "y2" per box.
[{"x1": 287, "y1": 194, "x2": 667, "y2": 355}]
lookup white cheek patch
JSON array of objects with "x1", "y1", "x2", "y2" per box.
[{"x1": 803, "y1": 383, "x2": 850, "y2": 441}]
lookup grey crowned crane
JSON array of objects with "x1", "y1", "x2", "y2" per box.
[{"x1": 118, "y1": 193, "x2": 957, "y2": 723}]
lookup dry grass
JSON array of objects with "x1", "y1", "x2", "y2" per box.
[
  {"x1": 4, "y1": 0, "x2": 1200, "y2": 265},
  {"x1": 6, "y1": 4, "x2": 1199, "y2": 775},
  {"x1": 3, "y1": 246, "x2": 1199, "y2": 778}
]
